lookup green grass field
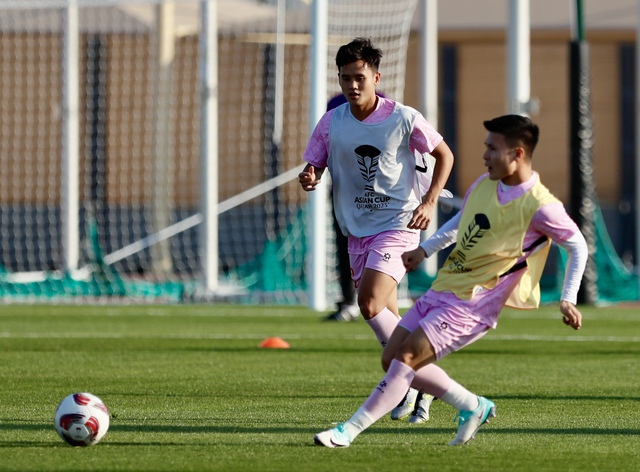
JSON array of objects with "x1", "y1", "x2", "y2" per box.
[{"x1": 0, "y1": 303, "x2": 638, "y2": 471}]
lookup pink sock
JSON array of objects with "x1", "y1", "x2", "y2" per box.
[
  {"x1": 359, "y1": 359, "x2": 415, "y2": 421},
  {"x1": 365, "y1": 307, "x2": 400, "y2": 347},
  {"x1": 410, "y1": 363, "x2": 452, "y2": 398}
]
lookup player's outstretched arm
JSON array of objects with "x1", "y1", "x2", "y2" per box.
[
  {"x1": 298, "y1": 164, "x2": 325, "y2": 192},
  {"x1": 560, "y1": 300, "x2": 582, "y2": 330}
]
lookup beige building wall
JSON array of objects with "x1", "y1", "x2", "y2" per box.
[
  {"x1": 404, "y1": 32, "x2": 625, "y2": 207},
  {"x1": 0, "y1": 29, "x2": 629, "y2": 211},
  {"x1": 0, "y1": 34, "x2": 63, "y2": 205}
]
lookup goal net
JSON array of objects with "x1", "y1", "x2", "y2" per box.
[{"x1": 0, "y1": 0, "x2": 417, "y2": 304}]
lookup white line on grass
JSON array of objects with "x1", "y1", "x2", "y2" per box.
[
  {"x1": 155, "y1": 306, "x2": 639, "y2": 321},
  {"x1": 500, "y1": 311, "x2": 640, "y2": 322},
  {"x1": 0, "y1": 332, "x2": 638, "y2": 342},
  {"x1": 4, "y1": 307, "x2": 637, "y2": 322},
  {"x1": 485, "y1": 334, "x2": 640, "y2": 342},
  {"x1": 0, "y1": 332, "x2": 371, "y2": 340}
]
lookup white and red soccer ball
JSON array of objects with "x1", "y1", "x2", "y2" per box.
[{"x1": 54, "y1": 392, "x2": 110, "y2": 446}]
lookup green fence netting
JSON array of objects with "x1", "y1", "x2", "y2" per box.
[{"x1": 0, "y1": 204, "x2": 637, "y2": 304}]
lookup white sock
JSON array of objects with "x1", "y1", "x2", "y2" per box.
[
  {"x1": 365, "y1": 307, "x2": 400, "y2": 347},
  {"x1": 342, "y1": 360, "x2": 415, "y2": 439},
  {"x1": 342, "y1": 405, "x2": 375, "y2": 440},
  {"x1": 439, "y1": 380, "x2": 479, "y2": 412}
]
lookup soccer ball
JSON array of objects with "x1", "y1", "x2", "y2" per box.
[{"x1": 54, "y1": 392, "x2": 110, "y2": 446}]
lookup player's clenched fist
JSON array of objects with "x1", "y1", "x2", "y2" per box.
[{"x1": 402, "y1": 247, "x2": 427, "y2": 272}]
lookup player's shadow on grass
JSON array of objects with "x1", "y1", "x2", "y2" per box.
[
  {"x1": 453, "y1": 348, "x2": 640, "y2": 357},
  {"x1": 0, "y1": 421, "x2": 50, "y2": 431},
  {"x1": 96, "y1": 424, "x2": 640, "y2": 437},
  {"x1": 0, "y1": 422, "x2": 637, "y2": 449},
  {"x1": 0, "y1": 420, "x2": 66, "y2": 448},
  {"x1": 487, "y1": 393, "x2": 640, "y2": 402},
  {"x1": 367, "y1": 425, "x2": 640, "y2": 441}
]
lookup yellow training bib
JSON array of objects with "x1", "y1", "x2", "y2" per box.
[{"x1": 431, "y1": 176, "x2": 558, "y2": 308}]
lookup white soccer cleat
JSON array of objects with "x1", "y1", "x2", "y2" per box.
[
  {"x1": 313, "y1": 423, "x2": 352, "y2": 448},
  {"x1": 449, "y1": 396, "x2": 496, "y2": 446},
  {"x1": 324, "y1": 304, "x2": 359, "y2": 322},
  {"x1": 390, "y1": 387, "x2": 419, "y2": 420},
  {"x1": 408, "y1": 393, "x2": 435, "y2": 424}
]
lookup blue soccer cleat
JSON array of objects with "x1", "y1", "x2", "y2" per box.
[
  {"x1": 449, "y1": 396, "x2": 496, "y2": 445},
  {"x1": 314, "y1": 423, "x2": 353, "y2": 448}
]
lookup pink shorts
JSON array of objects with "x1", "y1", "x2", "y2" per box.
[
  {"x1": 398, "y1": 294, "x2": 491, "y2": 361},
  {"x1": 348, "y1": 230, "x2": 420, "y2": 289}
]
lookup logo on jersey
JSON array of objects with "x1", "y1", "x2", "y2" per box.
[
  {"x1": 353, "y1": 144, "x2": 390, "y2": 212},
  {"x1": 355, "y1": 144, "x2": 380, "y2": 191},
  {"x1": 460, "y1": 214, "x2": 491, "y2": 251},
  {"x1": 445, "y1": 213, "x2": 491, "y2": 274}
]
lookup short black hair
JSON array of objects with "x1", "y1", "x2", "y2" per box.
[
  {"x1": 483, "y1": 114, "x2": 540, "y2": 156},
  {"x1": 335, "y1": 37, "x2": 383, "y2": 71}
]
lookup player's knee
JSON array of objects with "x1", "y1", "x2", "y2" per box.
[
  {"x1": 357, "y1": 296, "x2": 383, "y2": 320},
  {"x1": 381, "y1": 350, "x2": 394, "y2": 372},
  {"x1": 394, "y1": 346, "x2": 419, "y2": 368}
]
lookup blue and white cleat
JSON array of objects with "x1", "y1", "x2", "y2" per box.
[
  {"x1": 314, "y1": 423, "x2": 352, "y2": 448},
  {"x1": 449, "y1": 396, "x2": 496, "y2": 446}
]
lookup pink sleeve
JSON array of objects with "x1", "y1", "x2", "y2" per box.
[
  {"x1": 409, "y1": 114, "x2": 443, "y2": 154},
  {"x1": 530, "y1": 202, "x2": 581, "y2": 243},
  {"x1": 302, "y1": 110, "x2": 335, "y2": 168},
  {"x1": 529, "y1": 202, "x2": 586, "y2": 304}
]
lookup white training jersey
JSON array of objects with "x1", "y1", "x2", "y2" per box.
[{"x1": 328, "y1": 102, "x2": 422, "y2": 237}]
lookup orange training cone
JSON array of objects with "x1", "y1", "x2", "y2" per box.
[{"x1": 259, "y1": 337, "x2": 290, "y2": 349}]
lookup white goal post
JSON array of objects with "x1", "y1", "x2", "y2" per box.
[{"x1": 0, "y1": 0, "x2": 428, "y2": 305}]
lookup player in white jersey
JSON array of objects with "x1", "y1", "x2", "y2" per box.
[
  {"x1": 299, "y1": 37, "x2": 454, "y2": 422},
  {"x1": 313, "y1": 114, "x2": 588, "y2": 447}
]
